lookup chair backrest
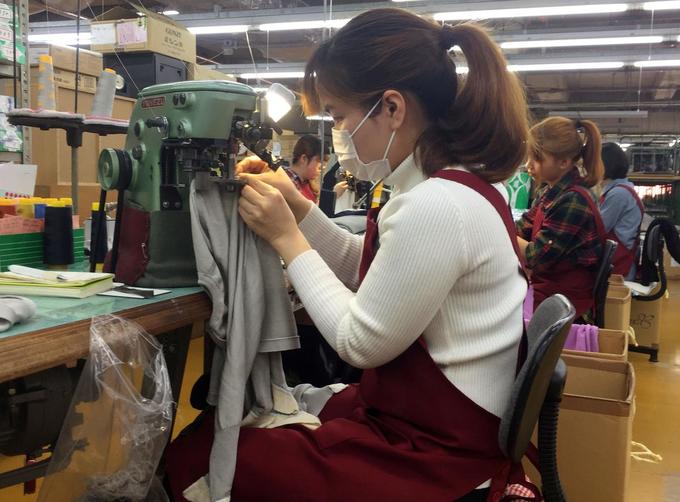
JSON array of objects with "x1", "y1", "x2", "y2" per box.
[
  {"x1": 637, "y1": 224, "x2": 668, "y2": 301},
  {"x1": 593, "y1": 239, "x2": 618, "y2": 327},
  {"x1": 644, "y1": 224, "x2": 663, "y2": 264},
  {"x1": 499, "y1": 294, "x2": 576, "y2": 462}
]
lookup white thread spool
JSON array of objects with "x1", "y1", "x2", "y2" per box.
[
  {"x1": 91, "y1": 68, "x2": 117, "y2": 117},
  {"x1": 37, "y1": 54, "x2": 56, "y2": 111}
]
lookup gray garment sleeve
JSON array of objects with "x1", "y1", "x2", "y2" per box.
[{"x1": 189, "y1": 180, "x2": 299, "y2": 501}]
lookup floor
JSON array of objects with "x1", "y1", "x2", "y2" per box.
[{"x1": 0, "y1": 284, "x2": 679, "y2": 501}]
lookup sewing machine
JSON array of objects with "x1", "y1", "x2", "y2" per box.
[{"x1": 97, "y1": 81, "x2": 287, "y2": 287}]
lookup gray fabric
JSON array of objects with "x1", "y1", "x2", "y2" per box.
[
  {"x1": 0, "y1": 295, "x2": 37, "y2": 332},
  {"x1": 189, "y1": 180, "x2": 300, "y2": 501}
]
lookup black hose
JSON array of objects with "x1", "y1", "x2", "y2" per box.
[{"x1": 538, "y1": 400, "x2": 566, "y2": 502}]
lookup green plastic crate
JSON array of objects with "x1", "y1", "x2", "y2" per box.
[{"x1": 0, "y1": 228, "x2": 86, "y2": 271}]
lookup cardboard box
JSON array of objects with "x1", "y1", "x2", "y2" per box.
[
  {"x1": 630, "y1": 293, "x2": 665, "y2": 347},
  {"x1": 187, "y1": 63, "x2": 236, "y2": 82},
  {"x1": 609, "y1": 274, "x2": 625, "y2": 286},
  {"x1": 563, "y1": 328, "x2": 628, "y2": 361},
  {"x1": 525, "y1": 356, "x2": 635, "y2": 502},
  {"x1": 560, "y1": 356, "x2": 635, "y2": 502},
  {"x1": 29, "y1": 44, "x2": 103, "y2": 77},
  {"x1": 0, "y1": 3, "x2": 20, "y2": 34},
  {"x1": 29, "y1": 67, "x2": 97, "y2": 94},
  {"x1": 604, "y1": 284, "x2": 631, "y2": 332},
  {"x1": 0, "y1": 79, "x2": 134, "y2": 220},
  {"x1": 0, "y1": 95, "x2": 22, "y2": 152},
  {"x1": 90, "y1": 7, "x2": 196, "y2": 63},
  {"x1": 0, "y1": 39, "x2": 25, "y2": 65}
]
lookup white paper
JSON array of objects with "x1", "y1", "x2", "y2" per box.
[
  {"x1": 91, "y1": 23, "x2": 116, "y2": 45},
  {"x1": 116, "y1": 21, "x2": 147, "y2": 46},
  {"x1": 0, "y1": 163, "x2": 37, "y2": 198}
]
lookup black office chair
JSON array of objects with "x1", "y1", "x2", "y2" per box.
[
  {"x1": 499, "y1": 294, "x2": 576, "y2": 502},
  {"x1": 593, "y1": 239, "x2": 618, "y2": 327},
  {"x1": 635, "y1": 224, "x2": 667, "y2": 302}
]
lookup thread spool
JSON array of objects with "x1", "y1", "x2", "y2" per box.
[
  {"x1": 16, "y1": 198, "x2": 34, "y2": 218},
  {"x1": 43, "y1": 205, "x2": 74, "y2": 267},
  {"x1": 37, "y1": 55, "x2": 56, "y2": 111},
  {"x1": 91, "y1": 68, "x2": 117, "y2": 117},
  {"x1": 33, "y1": 202, "x2": 46, "y2": 219}
]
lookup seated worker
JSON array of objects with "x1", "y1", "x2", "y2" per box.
[
  {"x1": 599, "y1": 142, "x2": 644, "y2": 280},
  {"x1": 167, "y1": 8, "x2": 535, "y2": 502},
  {"x1": 285, "y1": 134, "x2": 322, "y2": 202},
  {"x1": 517, "y1": 117, "x2": 606, "y2": 319}
]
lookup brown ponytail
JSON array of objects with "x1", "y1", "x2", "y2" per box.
[
  {"x1": 529, "y1": 117, "x2": 604, "y2": 187},
  {"x1": 302, "y1": 8, "x2": 529, "y2": 183}
]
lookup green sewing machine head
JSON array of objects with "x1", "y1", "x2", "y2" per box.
[{"x1": 97, "y1": 81, "x2": 293, "y2": 287}]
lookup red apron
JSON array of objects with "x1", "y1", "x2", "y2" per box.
[
  {"x1": 531, "y1": 185, "x2": 605, "y2": 319},
  {"x1": 600, "y1": 184, "x2": 644, "y2": 277},
  {"x1": 166, "y1": 170, "x2": 536, "y2": 502}
]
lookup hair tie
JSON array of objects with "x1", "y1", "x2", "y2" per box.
[{"x1": 439, "y1": 26, "x2": 457, "y2": 52}]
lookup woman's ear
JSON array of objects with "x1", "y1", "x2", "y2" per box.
[{"x1": 381, "y1": 90, "x2": 406, "y2": 130}]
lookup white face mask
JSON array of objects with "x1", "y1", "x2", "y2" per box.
[{"x1": 332, "y1": 98, "x2": 396, "y2": 183}]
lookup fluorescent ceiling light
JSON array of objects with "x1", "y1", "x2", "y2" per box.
[
  {"x1": 508, "y1": 62, "x2": 624, "y2": 72},
  {"x1": 433, "y1": 3, "x2": 628, "y2": 21},
  {"x1": 240, "y1": 71, "x2": 305, "y2": 79},
  {"x1": 618, "y1": 143, "x2": 633, "y2": 148},
  {"x1": 28, "y1": 32, "x2": 91, "y2": 45},
  {"x1": 634, "y1": 59, "x2": 680, "y2": 68},
  {"x1": 306, "y1": 115, "x2": 334, "y2": 121},
  {"x1": 188, "y1": 25, "x2": 250, "y2": 35},
  {"x1": 502, "y1": 35, "x2": 663, "y2": 49},
  {"x1": 162, "y1": 10, "x2": 180, "y2": 15},
  {"x1": 643, "y1": 1, "x2": 680, "y2": 10},
  {"x1": 259, "y1": 19, "x2": 350, "y2": 31}
]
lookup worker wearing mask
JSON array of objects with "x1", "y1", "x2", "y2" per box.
[
  {"x1": 599, "y1": 142, "x2": 644, "y2": 280},
  {"x1": 517, "y1": 117, "x2": 606, "y2": 319},
  {"x1": 227, "y1": 9, "x2": 533, "y2": 501},
  {"x1": 285, "y1": 134, "x2": 323, "y2": 202}
]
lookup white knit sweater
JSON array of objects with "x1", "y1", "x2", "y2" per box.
[{"x1": 287, "y1": 156, "x2": 527, "y2": 418}]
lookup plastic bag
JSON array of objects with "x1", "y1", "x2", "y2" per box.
[{"x1": 38, "y1": 315, "x2": 174, "y2": 502}]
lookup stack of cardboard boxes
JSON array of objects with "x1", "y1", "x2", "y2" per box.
[
  {"x1": 525, "y1": 278, "x2": 636, "y2": 502},
  {"x1": 0, "y1": 43, "x2": 135, "y2": 219},
  {"x1": 89, "y1": 7, "x2": 235, "y2": 92},
  {"x1": 0, "y1": 2, "x2": 24, "y2": 66},
  {"x1": 0, "y1": 2, "x2": 23, "y2": 153}
]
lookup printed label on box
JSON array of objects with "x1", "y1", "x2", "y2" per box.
[
  {"x1": 0, "y1": 26, "x2": 12, "y2": 43},
  {"x1": 91, "y1": 23, "x2": 116, "y2": 45},
  {"x1": 117, "y1": 20, "x2": 148, "y2": 46}
]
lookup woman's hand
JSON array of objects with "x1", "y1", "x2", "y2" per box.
[
  {"x1": 334, "y1": 181, "x2": 348, "y2": 197},
  {"x1": 239, "y1": 176, "x2": 311, "y2": 264},
  {"x1": 239, "y1": 168, "x2": 312, "y2": 223}
]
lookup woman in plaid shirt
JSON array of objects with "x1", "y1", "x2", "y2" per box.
[{"x1": 517, "y1": 117, "x2": 606, "y2": 318}]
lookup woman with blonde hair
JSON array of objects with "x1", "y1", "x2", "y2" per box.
[{"x1": 517, "y1": 117, "x2": 606, "y2": 318}]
